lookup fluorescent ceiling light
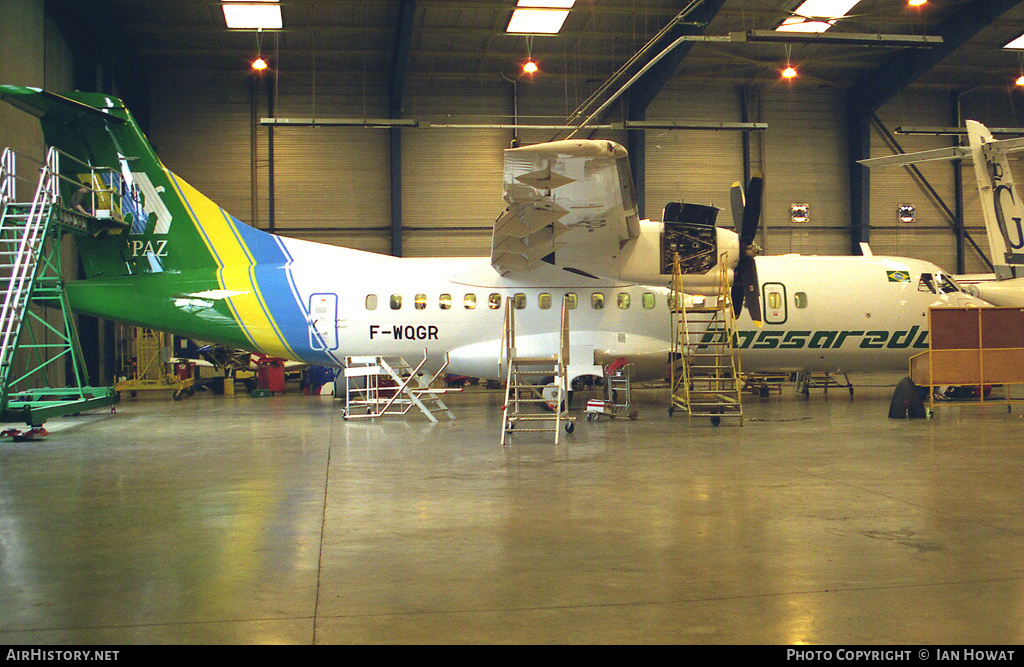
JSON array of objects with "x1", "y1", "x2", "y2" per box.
[
  {"x1": 1004, "y1": 33, "x2": 1024, "y2": 49},
  {"x1": 517, "y1": 0, "x2": 576, "y2": 7},
  {"x1": 776, "y1": 0, "x2": 861, "y2": 33},
  {"x1": 223, "y1": 3, "x2": 283, "y2": 30},
  {"x1": 776, "y1": 18, "x2": 835, "y2": 33},
  {"x1": 507, "y1": 8, "x2": 570, "y2": 34}
]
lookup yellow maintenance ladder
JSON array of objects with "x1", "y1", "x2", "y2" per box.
[{"x1": 670, "y1": 253, "x2": 743, "y2": 426}]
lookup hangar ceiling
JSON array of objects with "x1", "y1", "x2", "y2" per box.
[{"x1": 49, "y1": 0, "x2": 1024, "y2": 101}]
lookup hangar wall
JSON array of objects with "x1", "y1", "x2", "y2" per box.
[
  {"x1": 146, "y1": 69, "x2": 1022, "y2": 276},
  {"x1": 400, "y1": 78, "x2": 510, "y2": 257},
  {"x1": 869, "y1": 89, "x2": 974, "y2": 274},
  {"x1": 0, "y1": 0, "x2": 84, "y2": 387},
  {"x1": 0, "y1": 0, "x2": 74, "y2": 166},
  {"x1": 2, "y1": 0, "x2": 1022, "y2": 278}
]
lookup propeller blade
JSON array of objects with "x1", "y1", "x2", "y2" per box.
[
  {"x1": 731, "y1": 266, "x2": 745, "y2": 318},
  {"x1": 729, "y1": 173, "x2": 765, "y2": 321},
  {"x1": 730, "y1": 181, "x2": 744, "y2": 234},
  {"x1": 743, "y1": 257, "x2": 762, "y2": 325},
  {"x1": 739, "y1": 173, "x2": 763, "y2": 248},
  {"x1": 731, "y1": 255, "x2": 763, "y2": 324}
]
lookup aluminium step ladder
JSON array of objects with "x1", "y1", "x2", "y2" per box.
[
  {"x1": 500, "y1": 294, "x2": 575, "y2": 445},
  {"x1": 0, "y1": 146, "x2": 124, "y2": 426},
  {"x1": 670, "y1": 253, "x2": 744, "y2": 426},
  {"x1": 342, "y1": 350, "x2": 456, "y2": 422}
]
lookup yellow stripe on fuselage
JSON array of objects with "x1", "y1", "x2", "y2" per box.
[{"x1": 167, "y1": 171, "x2": 296, "y2": 359}]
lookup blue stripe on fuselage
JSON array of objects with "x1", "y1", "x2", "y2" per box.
[{"x1": 230, "y1": 218, "x2": 338, "y2": 365}]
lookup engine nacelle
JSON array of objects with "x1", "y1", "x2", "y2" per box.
[{"x1": 617, "y1": 203, "x2": 740, "y2": 294}]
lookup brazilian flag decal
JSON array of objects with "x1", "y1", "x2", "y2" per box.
[{"x1": 887, "y1": 270, "x2": 911, "y2": 282}]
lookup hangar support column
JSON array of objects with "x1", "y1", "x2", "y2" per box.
[
  {"x1": 389, "y1": 0, "x2": 415, "y2": 258},
  {"x1": 847, "y1": 111, "x2": 871, "y2": 254}
]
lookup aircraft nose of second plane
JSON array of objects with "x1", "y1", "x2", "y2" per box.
[{"x1": 956, "y1": 292, "x2": 992, "y2": 308}]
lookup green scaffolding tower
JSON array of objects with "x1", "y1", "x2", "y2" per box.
[{"x1": 0, "y1": 146, "x2": 120, "y2": 427}]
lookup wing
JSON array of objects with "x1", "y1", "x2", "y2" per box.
[{"x1": 490, "y1": 139, "x2": 640, "y2": 278}]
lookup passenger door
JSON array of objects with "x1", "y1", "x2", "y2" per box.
[
  {"x1": 309, "y1": 293, "x2": 340, "y2": 350},
  {"x1": 762, "y1": 282, "x2": 787, "y2": 325}
]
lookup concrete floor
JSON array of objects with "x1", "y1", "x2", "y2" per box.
[{"x1": 2, "y1": 372, "x2": 1024, "y2": 644}]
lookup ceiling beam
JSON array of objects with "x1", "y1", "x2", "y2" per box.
[
  {"x1": 625, "y1": 0, "x2": 729, "y2": 116},
  {"x1": 623, "y1": 0, "x2": 728, "y2": 221},
  {"x1": 848, "y1": 0, "x2": 1024, "y2": 116}
]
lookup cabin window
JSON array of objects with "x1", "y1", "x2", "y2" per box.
[
  {"x1": 794, "y1": 292, "x2": 808, "y2": 309},
  {"x1": 414, "y1": 293, "x2": 427, "y2": 310},
  {"x1": 513, "y1": 293, "x2": 527, "y2": 309},
  {"x1": 617, "y1": 293, "x2": 630, "y2": 309},
  {"x1": 591, "y1": 293, "x2": 605, "y2": 309},
  {"x1": 539, "y1": 293, "x2": 552, "y2": 309},
  {"x1": 390, "y1": 294, "x2": 402, "y2": 310},
  {"x1": 464, "y1": 293, "x2": 477, "y2": 309},
  {"x1": 767, "y1": 292, "x2": 782, "y2": 310},
  {"x1": 439, "y1": 293, "x2": 452, "y2": 310},
  {"x1": 488, "y1": 293, "x2": 501, "y2": 309},
  {"x1": 365, "y1": 294, "x2": 378, "y2": 310},
  {"x1": 642, "y1": 293, "x2": 656, "y2": 309},
  {"x1": 564, "y1": 293, "x2": 578, "y2": 309},
  {"x1": 667, "y1": 293, "x2": 675, "y2": 309}
]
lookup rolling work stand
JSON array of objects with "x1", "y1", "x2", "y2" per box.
[
  {"x1": 500, "y1": 295, "x2": 575, "y2": 445},
  {"x1": 342, "y1": 350, "x2": 456, "y2": 422},
  {"x1": 796, "y1": 370, "x2": 853, "y2": 397},
  {"x1": 114, "y1": 327, "x2": 196, "y2": 401},
  {"x1": 0, "y1": 146, "x2": 121, "y2": 431},
  {"x1": 669, "y1": 253, "x2": 743, "y2": 426}
]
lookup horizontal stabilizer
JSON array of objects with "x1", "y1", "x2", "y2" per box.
[
  {"x1": 0, "y1": 85, "x2": 127, "y2": 124},
  {"x1": 857, "y1": 145, "x2": 971, "y2": 168}
]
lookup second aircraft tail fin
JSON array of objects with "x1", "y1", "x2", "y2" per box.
[
  {"x1": 859, "y1": 119, "x2": 1024, "y2": 280},
  {"x1": 965, "y1": 120, "x2": 1024, "y2": 279}
]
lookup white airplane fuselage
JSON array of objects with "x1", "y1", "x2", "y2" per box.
[{"x1": 283, "y1": 238, "x2": 987, "y2": 381}]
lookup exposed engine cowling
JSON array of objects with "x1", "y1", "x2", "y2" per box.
[
  {"x1": 615, "y1": 203, "x2": 740, "y2": 295},
  {"x1": 618, "y1": 172, "x2": 764, "y2": 324}
]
